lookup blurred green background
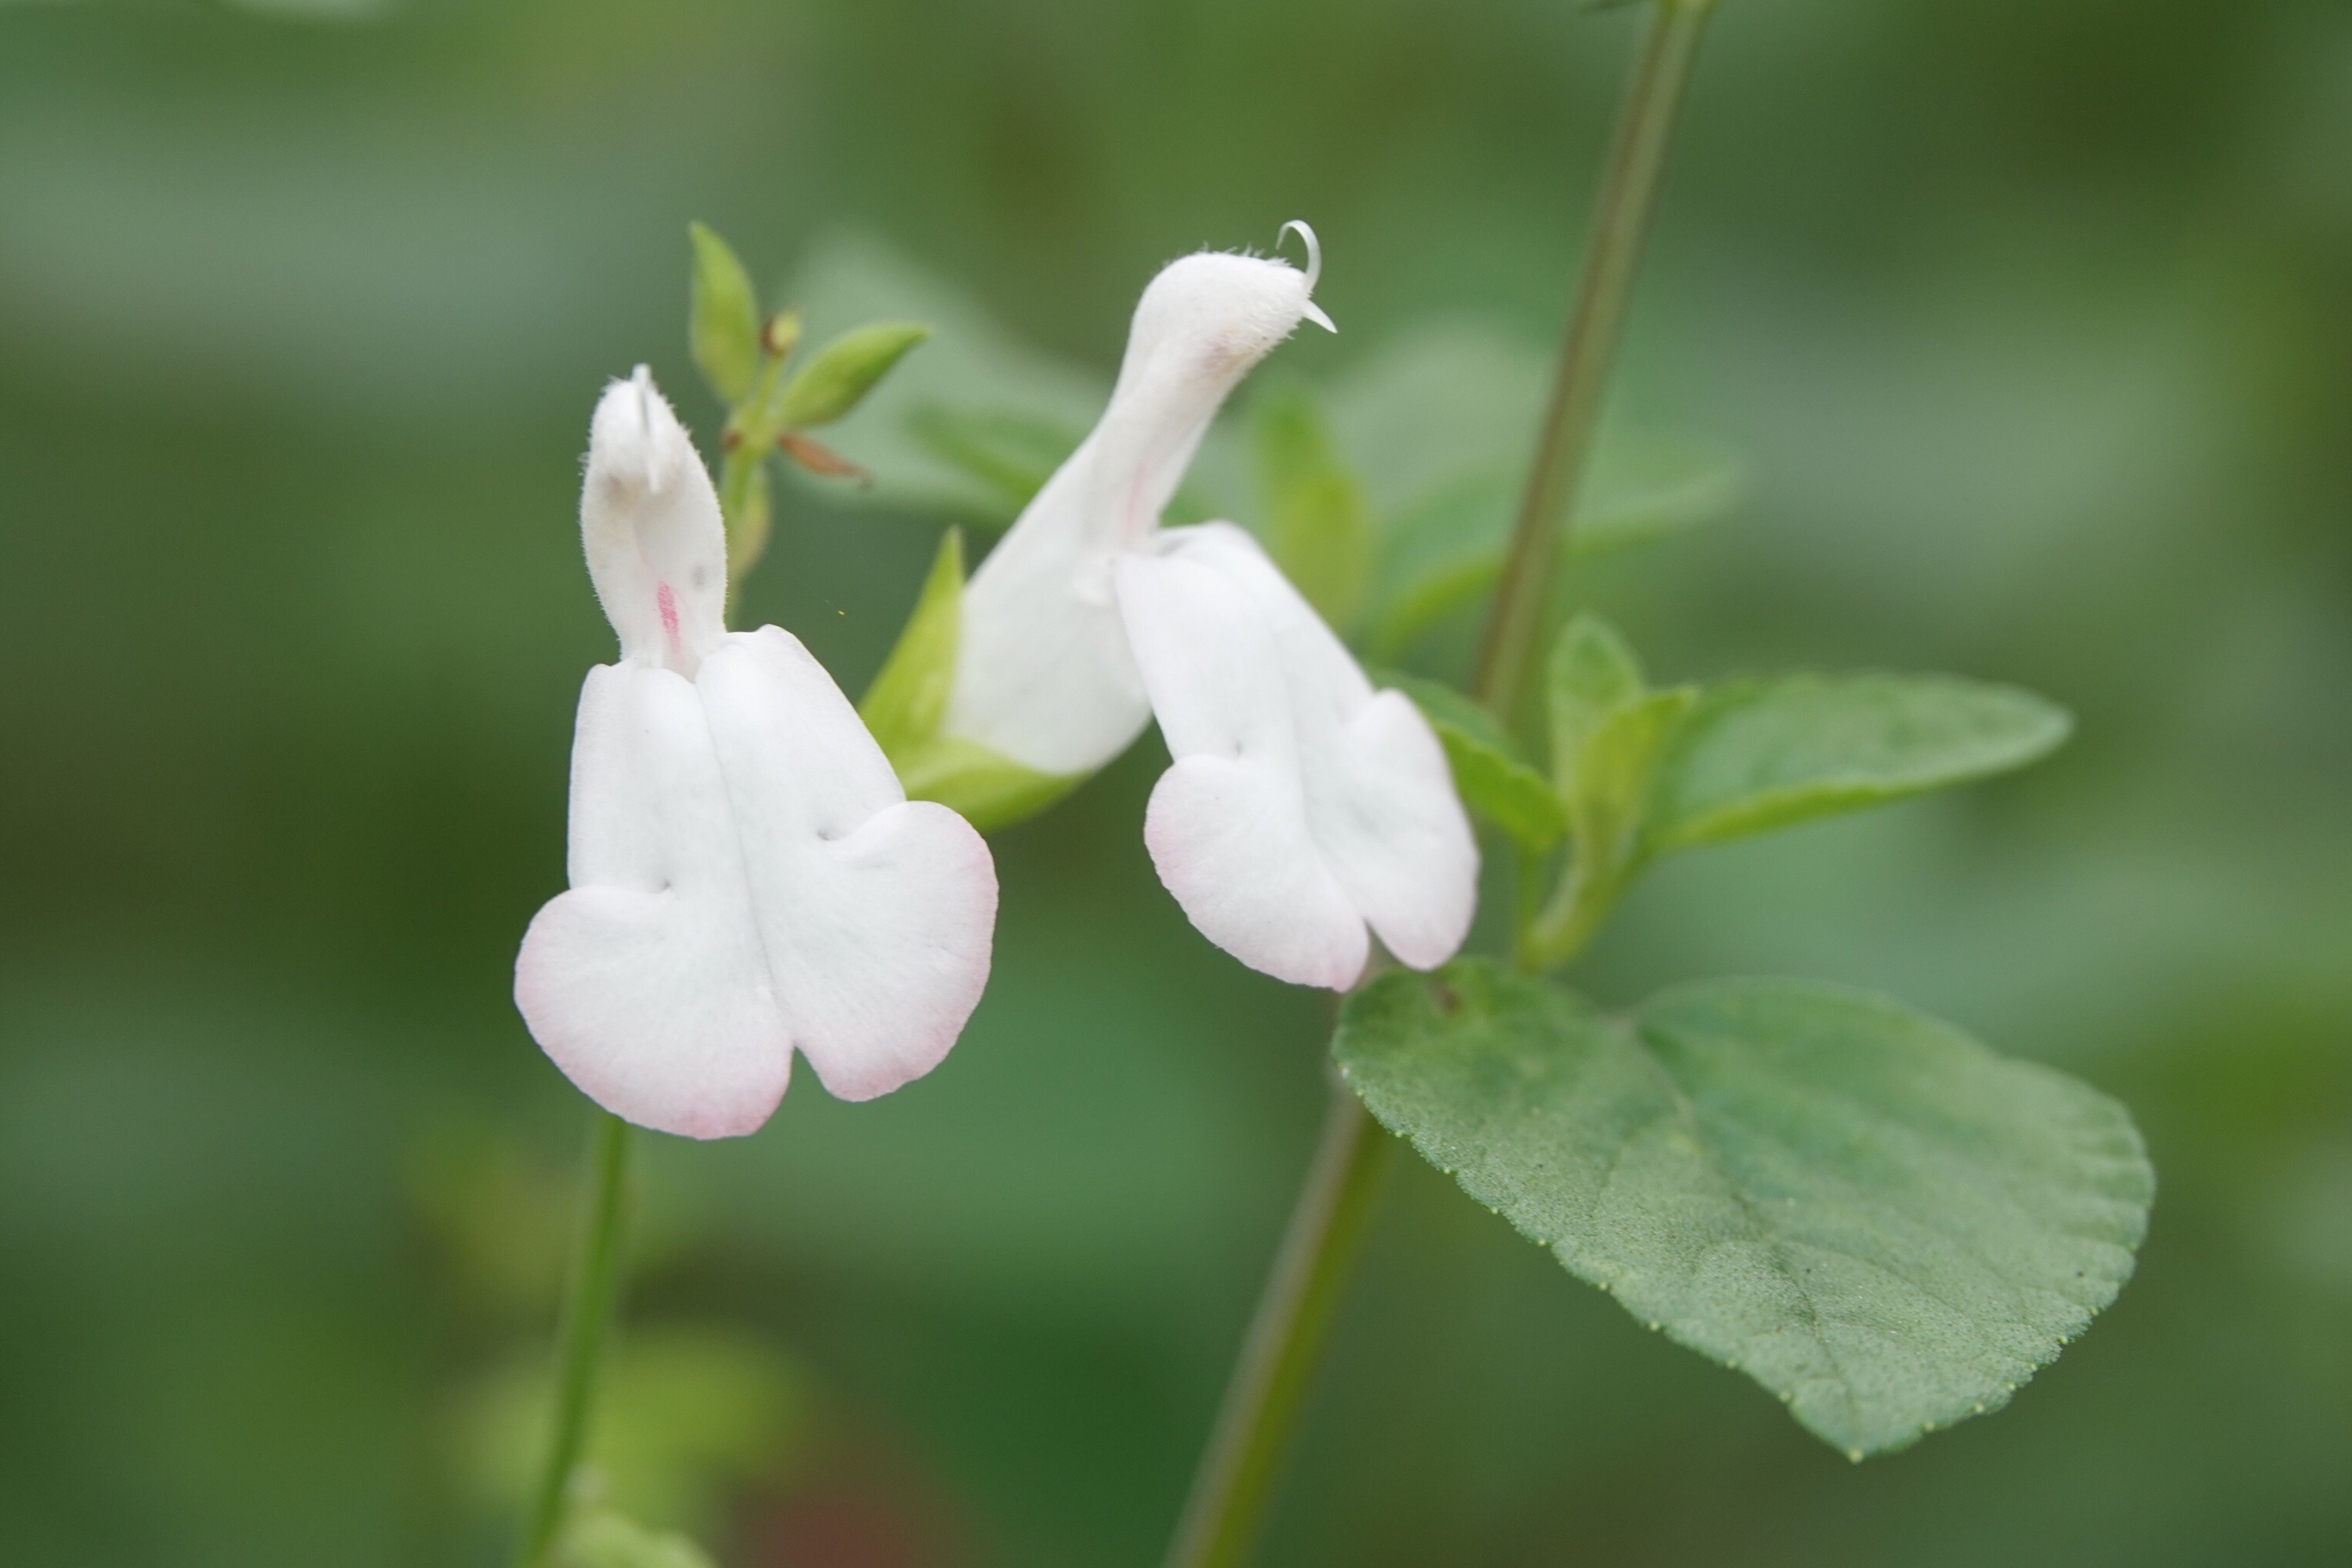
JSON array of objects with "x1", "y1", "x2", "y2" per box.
[{"x1": 2, "y1": 0, "x2": 2347, "y2": 1563}]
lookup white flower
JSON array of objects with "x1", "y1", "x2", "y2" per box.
[
  {"x1": 944, "y1": 229, "x2": 1476, "y2": 988},
  {"x1": 515, "y1": 370, "x2": 998, "y2": 1139}
]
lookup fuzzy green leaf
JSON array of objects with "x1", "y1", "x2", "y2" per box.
[
  {"x1": 1546, "y1": 612, "x2": 1648, "y2": 788},
  {"x1": 1384, "y1": 671, "x2": 1565, "y2": 851},
  {"x1": 777, "y1": 321, "x2": 931, "y2": 428},
  {"x1": 1334, "y1": 960, "x2": 2153, "y2": 1457},
  {"x1": 1565, "y1": 688, "x2": 1697, "y2": 883},
  {"x1": 1647, "y1": 674, "x2": 2074, "y2": 855},
  {"x1": 687, "y1": 222, "x2": 762, "y2": 405}
]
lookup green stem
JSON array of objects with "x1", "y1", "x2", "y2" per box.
[
  {"x1": 1471, "y1": 0, "x2": 1717, "y2": 721},
  {"x1": 1521, "y1": 859, "x2": 1620, "y2": 973},
  {"x1": 1161, "y1": 9, "x2": 1716, "y2": 1565},
  {"x1": 1161, "y1": 1076, "x2": 1394, "y2": 1568},
  {"x1": 516, "y1": 1110, "x2": 634, "y2": 1568}
]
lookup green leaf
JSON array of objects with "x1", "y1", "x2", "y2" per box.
[
  {"x1": 1563, "y1": 687, "x2": 1697, "y2": 891},
  {"x1": 860, "y1": 527, "x2": 965, "y2": 758},
  {"x1": 1324, "y1": 325, "x2": 1741, "y2": 657},
  {"x1": 1382, "y1": 671, "x2": 1565, "y2": 851},
  {"x1": 776, "y1": 321, "x2": 931, "y2": 428},
  {"x1": 687, "y1": 222, "x2": 761, "y2": 405},
  {"x1": 781, "y1": 231, "x2": 1118, "y2": 524},
  {"x1": 1545, "y1": 612, "x2": 1647, "y2": 789},
  {"x1": 1359, "y1": 470, "x2": 1515, "y2": 661},
  {"x1": 1646, "y1": 673, "x2": 2074, "y2": 855},
  {"x1": 561, "y1": 1512, "x2": 716, "y2": 1568},
  {"x1": 1251, "y1": 384, "x2": 1374, "y2": 631},
  {"x1": 1335, "y1": 960, "x2": 2153, "y2": 1457},
  {"x1": 904, "y1": 405, "x2": 1084, "y2": 516}
]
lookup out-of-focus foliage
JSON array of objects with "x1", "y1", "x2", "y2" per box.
[{"x1": 0, "y1": 2, "x2": 2346, "y2": 1566}]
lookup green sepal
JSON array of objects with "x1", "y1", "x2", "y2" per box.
[
  {"x1": 561, "y1": 1511, "x2": 716, "y2": 1568},
  {"x1": 1334, "y1": 960, "x2": 2153, "y2": 1460},
  {"x1": 686, "y1": 222, "x2": 761, "y2": 405},
  {"x1": 1381, "y1": 671, "x2": 1565, "y2": 851},
  {"x1": 1252, "y1": 383, "x2": 1374, "y2": 632},
  {"x1": 860, "y1": 526, "x2": 966, "y2": 758},
  {"x1": 859, "y1": 528, "x2": 1085, "y2": 834},
  {"x1": 1644, "y1": 672, "x2": 2074, "y2": 856},
  {"x1": 717, "y1": 453, "x2": 771, "y2": 591},
  {"x1": 889, "y1": 734, "x2": 1086, "y2": 835},
  {"x1": 778, "y1": 321, "x2": 932, "y2": 429}
]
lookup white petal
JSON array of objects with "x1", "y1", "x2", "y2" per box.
[
  {"x1": 516, "y1": 664, "x2": 792, "y2": 1139},
  {"x1": 581, "y1": 368, "x2": 730, "y2": 675},
  {"x1": 698, "y1": 628, "x2": 998, "y2": 1101},
  {"x1": 1117, "y1": 524, "x2": 1478, "y2": 987},
  {"x1": 948, "y1": 248, "x2": 1325, "y2": 776}
]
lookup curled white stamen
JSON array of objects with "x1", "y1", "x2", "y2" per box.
[
  {"x1": 631, "y1": 363, "x2": 660, "y2": 492},
  {"x1": 1278, "y1": 220, "x2": 1322, "y2": 292},
  {"x1": 1278, "y1": 221, "x2": 1336, "y2": 333}
]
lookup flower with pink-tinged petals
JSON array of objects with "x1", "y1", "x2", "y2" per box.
[
  {"x1": 943, "y1": 228, "x2": 1475, "y2": 988},
  {"x1": 515, "y1": 369, "x2": 998, "y2": 1138}
]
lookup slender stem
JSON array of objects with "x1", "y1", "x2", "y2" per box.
[
  {"x1": 1472, "y1": 0, "x2": 1717, "y2": 721},
  {"x1": 1161, "y1": 1076, "x2": 1394, "y2": 1568},
  {"x1": 1161, "y1": 10, "x2": 1717, "y2": 1566},
  {"x1": 516, "y1": 1110, "x2": 634, "y2": 1567}
]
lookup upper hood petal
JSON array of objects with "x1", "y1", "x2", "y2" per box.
[
  {"x1": 581, "y1": 367, "x2": 730, "y2": 676},
  {"x1": 945, "y1": 240, "x2": 1328, "y2": 777}
]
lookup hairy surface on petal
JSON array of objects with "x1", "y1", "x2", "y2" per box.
[
  {"x1": 1120, "y1": 524, "x2": 1478, "y2": 986},
  {"x1": 1115, "y1": 544, "x2": 1368, "y2": 988},
  {"x1": 516, "y1": 664, "x2": 791, "y2": 1139},
  {"x1": 581, "y1": 369, "x2": 730, "y2": 675},
  {"x1": 700, "y1": 628, "x2": 998, "y2": 1101},
  {"x1": 948, "y1": 249, "x2": 1322, "y2": 777}
]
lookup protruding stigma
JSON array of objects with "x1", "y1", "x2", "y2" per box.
[
  {"x1": 1278, "y1": 220, "x2": 1336, "y2": 333},
  {"x1": 1278, "y1": 219, "x2": 1322, "y2": 291}
]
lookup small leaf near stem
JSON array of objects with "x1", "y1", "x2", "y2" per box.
[
  {"x1": 517, "y1": 1111, "x2": 634, "y2": 1568},
  {"x1": 688, "y1": 224, "x2": 761, "y2": 404}
]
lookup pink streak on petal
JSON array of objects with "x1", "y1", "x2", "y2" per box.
[{"x1": 657, "y1": 581, "x2": 683, "y2": 664}]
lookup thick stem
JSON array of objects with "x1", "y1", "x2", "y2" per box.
[
  {"x1": 1161, "y1": 1077, "x2": 1394, "y2": 1568},
  {"x1": 516, "y1": 1110, "x2": 634, "y2": 1568},
  {"x1": 1472, "y1": 0, "x2": 1717, "y2": 721}
]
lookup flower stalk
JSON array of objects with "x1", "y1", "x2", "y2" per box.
[
  {"x1": 516, "y1": 1110, "x2": 633, "y2": 1568},
  {"x1": 1162, "y1": 3, "x2": 1719, "y2": 1563},
  {"x1": 1161, "y1": 1073, "x2": 1393, "y2": 1568}
]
